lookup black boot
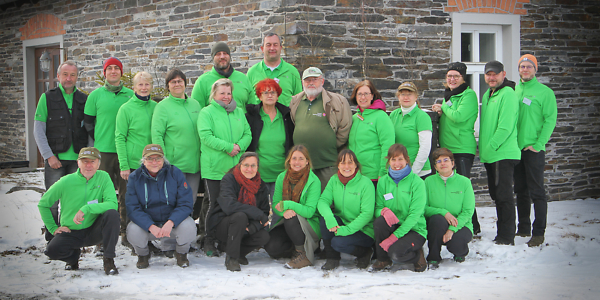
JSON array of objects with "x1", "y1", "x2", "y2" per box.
[
  {"x1": 352, "y1": 246, "x2": 374, "y2": 269},
  {"x1": 321, "y1": 239, "x2": 341, "y2": 271},
  {"x1": 136, "y1": 254, "x2": 150, "y2": 269},
  {"x1": 103, "y1": 257, "x2": 119, "y2": 275}
]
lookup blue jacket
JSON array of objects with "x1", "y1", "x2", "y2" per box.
[{"x1": 126, "y1": 163, "x2": 193, "y2": 231}]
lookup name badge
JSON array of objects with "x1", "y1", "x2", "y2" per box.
[
  {"x1": 446, "y1": 101, "x2": 453, "y2": 107},
  {"x1": 384, "y1": 193, "x2": 394, "y2": 201},
  {"x1": 357, "y1": 114, "x2": 365, "y2": 121},
  {"x1": 88, "y1": 199, "x2": 98, "y2": 205},
  {"x1": 523, "y1": 98, "x2": 532, "y2": 106}
]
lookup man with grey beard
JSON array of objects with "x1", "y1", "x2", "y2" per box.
[{"x1": 289, "y1": 67, "x2": 352, "y2": 190}]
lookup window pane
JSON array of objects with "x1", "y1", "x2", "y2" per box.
[
  {"x1": 479, "y1": 33, "x2": 496, "y2": 62},
  {"x1": 461, "y1": 32, "x2": 472, "y2": 62}
]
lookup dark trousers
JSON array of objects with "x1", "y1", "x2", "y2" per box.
[
  {"x1": 373, "y1": 216, "x2": 425, "y2": 263},
  {"x1": 484, "y1": 159, "x2": 519, "y2": 243},
  {"x1": 202, "y1": 179, "x2": 221, "y2": 237},
  {"x1": 99, "y1": 152, "x2": 128, "y2": 235},
  {"x1": 44, "y1": 159, "x2": 79, "y2": 241},
  {"x1": 320, "y1": 216, "x2": 374, "y2": 259},
  {"x1": 215, "y1": 211, "x2": 270, "y2": 259},
  {"x1": 45, "y1": 209, "x2": 120, "y2": 263},
  {"x1": 454, "y1": 153, "x2": 480, "y2": 234},
  {"x1": 264, "y1": 216, "x2": 305, "y2": 258},
  {"x1": 426, "y1": 214, "x2": 472, "y2": 261},
  {"x1": 514, "y1": 150, "x2": 548, "y2": 236}
]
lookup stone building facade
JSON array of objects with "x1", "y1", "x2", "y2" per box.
[{"x1": 0, "y1": 0, "x2": 598, "y2": 201}]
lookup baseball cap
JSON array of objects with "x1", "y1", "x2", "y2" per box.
[
  {"x1": 142, "y1": 144, "x2": 164, "y2": 158},
  {"x1": 78, "y1": 147, "x2": 101, "y2": 160},
  {"x1": 397, "y1": 81, "x2": 418, "y2": 93},
  {"x1": 302, "y1": 67, "x2": 323, "y2": 80},
  {"x1": 484, "y1": 60, "x2": 504, "y2": 74}
]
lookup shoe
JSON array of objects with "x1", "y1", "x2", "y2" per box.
[
  {"x1": 355, "y1": 247, "x2": 374, "y2": 269},
  {"x1": 103, "y1": 257, "x2": 119, "y2": 275},
  {"x1": 164, "y1": 250, "x2": 175, "y2": 258},
  {"x1": 203, "y1": 237, "x2": 219, "y2": 257},
  {"x1": 368, "y1": 260, "x2": 392, "y2": 272},
  {"x1": 136, "y1": 254, "x2": 150, "y2": 269},
  {"x1": 413, "y1": 248, "x2": 427, "y2": 272},
  {"x1": 225, "y1": 255, "x2": 241, "y2": 272},
  {"x1": 428, "y1": 260, "x2": 440, "y2": 270},
  {"x1": 238, "y1": 256, "x2": 249, "y2": 266},
  {"x1": 453, "y1": 256, "x2": 465, "y2": 263},
  {"x1": 321, "y1": 259, "x2": 340, "y2": 271},
  {"x1": 494, "y1": 237, "x2": 515, "y2": 246},
  {"x1": 516, "y1": 231, "x2": 531, "y2": 237},
  {"x1": 64, "y1": 261, "x2": 79, "y2": 271},
  {"x1": 285, "y1": 250, "x2": 312, "y2": 269},
  {"x1": 527, "y1": 236, "x2": 545, "y2": 247},
  {"x1": 175, "y1": 252, "x2": 190, "y2": 268}
]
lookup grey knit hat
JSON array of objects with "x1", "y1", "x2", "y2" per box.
[{"x1": 211, "y1": 42, "x2": 230, "y2": 59}]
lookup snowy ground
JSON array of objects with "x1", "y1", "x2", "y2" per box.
[{"x1": 0, "y1": 170, "x2": 599, "y2": 300}]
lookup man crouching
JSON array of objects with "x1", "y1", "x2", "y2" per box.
[{"x1": 39, "y1": 147, "x2": 120, "y2": 275}]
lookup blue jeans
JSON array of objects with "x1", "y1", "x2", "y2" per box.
[{"x1": 320, "y1": 216, "x2": 373, "y2": 257}]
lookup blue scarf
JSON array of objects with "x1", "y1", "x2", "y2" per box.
[{"x1": 389, "y1": 165, "x2": 411, "y2": 184}]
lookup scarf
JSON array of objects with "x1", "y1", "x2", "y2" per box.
[
  {"x1": 232, "y1": 165, "x2": 262, "y2": 206},
  {"x1": 337, "y1": 168, "x2": 358, "y2": 186},
  {"x1": 444, "y1": 82, "x2": 469, "y2": 101},
  {"x1": 389, "y1": 165, "x2": 411, "y2": 184},
  {"x1": 135, "y1": 93, "x2": 150, "y2": 101},
  {"x1": 358, "y1": 99, "x2": 386, "y2": 113},
  {"x1": 215, "y1": 98, "x2": 238, "y2": 113},
  {"x1": 104, "y1": 80, "x2": 124, "y2": 94},
  {"x1": 215, "y1": 65, "x2": 235, "y2": 78},
  {"x1": 282, "y1": 166, "x2": 310, "y2": 203}
]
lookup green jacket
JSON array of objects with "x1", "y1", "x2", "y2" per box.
[
  {"x1": 439, "y1": 88, "x2": 478, "y2": 155},
  {"x1": 515, "y1": 77, "x2": 557, "y2": 151},
  {"x1": 38, "y1": 169, "x2": 118, "y2": 234},
  {"x1": 424, "y1": 172, "x2": 474, "y2": 234},
  {"x1": 317, "y1": 171, "x2": 375, "y2": 238},
  {"x1": 272, "y1": 170, "x2": 322, "y2": 238},
  {"x1": 115, "y1": 95, "x2": 157, "y2": 171},
  {"x1": 479, "y1": 81, "x2": 521, "y2": 163},
  {"x1": 151, "y1": 94, "x2": 201, "y2": 174},
  {"x1": 348, "y1": 108, "x2": 395, "y2": 179},
  {"x1": 375, "y1": 172, "x2": 427, "y2": 239},
  {"x1": 84, "y1": 85, "x2": 134, "y2": 153},
  {"x1": 197, "y1": 100, "x2": 252, "y2": 180},
  {"x1": 246, "y1": 59, "x2": 303, "y2": 106},
  {"x1": 191, "y1": 67, "x2": 256, "y2": 113}
]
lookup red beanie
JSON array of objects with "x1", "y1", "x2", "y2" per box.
[{"x1": 103, "y1": 57, "x2": 123, "y2": 75}]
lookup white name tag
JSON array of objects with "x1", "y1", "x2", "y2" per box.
[
  {"x1": 446, "y1": 101, "x2": 453, "y2": 107},
  {"x1": 384, "y1": 193, "x2": 394, "y2": 201},
  {"x1": 87, "y1": 199, "x2": 98, "y2": 205},
  {"x1": 523, "y1": 97, "x2": 532, "y2": 106}
]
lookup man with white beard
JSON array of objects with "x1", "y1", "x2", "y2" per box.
[{"x1": 289, "y1": 67, "x2": 352, "y2": 190}]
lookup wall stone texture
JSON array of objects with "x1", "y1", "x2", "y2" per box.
[{"x1": 0, "y1": 0, "x2": 598, "y2": 202}]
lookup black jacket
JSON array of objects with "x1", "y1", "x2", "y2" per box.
[
  {"x1": 207, "y1": 172, "x2": 270, "y2": 235},
  {"x1": 45, "y1": 87, "x2": 89, "y2": 154},
  {"x1": 245, "y1": 102, "x2": 294, "y2": 156}
]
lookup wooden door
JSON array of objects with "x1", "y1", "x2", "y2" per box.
[{"x1": 34, "y1": 47, "x2": 61, "y2": 168}]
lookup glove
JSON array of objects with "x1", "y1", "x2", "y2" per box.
[
  {"x1": 379, "y1": 234, "x2": 398, "y2": 252},
  {"x1": 381, "y1": 207, "x2": 399, "y2": 227}
]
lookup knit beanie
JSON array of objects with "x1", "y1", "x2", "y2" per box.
[
  {"x1": 211, "y1": 42, "x2": 231, "y2": 59},
  {"x1": 519, "y1": 54, "x2": 538, "y2": 71},
  {"x1": 103, "y1": 57, "x2": 123, "y2": 75},
  {"x1": 447, "y1": 62, "x2": 467, "y2": 77}
]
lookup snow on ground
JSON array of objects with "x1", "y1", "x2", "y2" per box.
[{"x1": 0, "y1": 170, "x2": 599, "y2": 299}]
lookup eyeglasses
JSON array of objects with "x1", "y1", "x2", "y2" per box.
[
  {"x1": 262, "y1": 91, "x2": 277, "y2": 96},
  {"x1": 446, "y1": 75, "x2": 461, "y2": 80},
  {"x1": 146, "y1": 157, "x2": 164, "y2": 163},
  {"x1": 241, "y1": 163, "x2": 258, "y2": 169},
  {"x1": 357, "y1": 92, "x2": 372, "y2": 98},
  {"x1": 435, "y1": 157, "x2": 451, "y2": 165},
  {"x1": 169, "y1": 80, "x2": 185, "y2": 85},
  {"x1": 519, "y1": 65, "x2": 534, "y2": 70}
]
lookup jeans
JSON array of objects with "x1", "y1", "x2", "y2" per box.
[
  {"x1": 484, "y1": 159, "x2": 519, "y2": 243},
  {"x1": 320, "y1": 216, "x2": 374, "y2": 258},
  {"x1": 514, "y1": 150, "x2": 548, "y2": 236}
]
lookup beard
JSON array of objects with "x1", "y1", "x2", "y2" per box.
[
  {"x1": 214, "y1": 60, "x2": 230, "y2": 71},
  {"x1": 304, "y1": 85, "x2": 323, "y2": 98}
]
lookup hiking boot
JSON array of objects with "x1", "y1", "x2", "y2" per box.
[
  {"x1": 64, "y1": 261, "x2": 79, "y2": 271},
  {"x1": 203, "y1": 237, "x2": 219, "y2": 257},
  {"x1": 413, "y1": 248, "x2": 427, "y2": 272},
  {"x1": 527, "y1": 236, "x2": 545, "y2": 247},
  {"x1": 285, "y1": 250, "x2": 312, "y2": 269},
  {"x1": 494, "y1": 237, "x2": 515, "y2": 246},
  {"x1": 238, "y1": 256, "x2": 248, "y2": 265},
  {"x1": 355, "y1": 247, "x2": 374, "y2": 269},
  {"x1": 515, "y1": 231, "x2": 531, "y2": 237},
  {"x1": 428, "y1": 260, "x2": 440, "y2": 270},
  {"x1": 453, "y1": 256, "x2": 465, "y2": 263},
  {"x1": 368, "y1": 260, "x2": 392, "y2": 272},
  {"x1": 225, "y1": 255, "x2": 241, "y2": 272},
  {"x1": 164, "y1": 250, "x2": 175, "y2": 258},
  {"x1": 321, "y1": 259, "x2": 340, "y2": 271},
  {"x1": 175, "y1": 252, "x2": 189, "y2": 268},
  {"x1": 136, "y1": 254, "x2": 150, "y2": 269},
  {"x1": 103, "y1": 257, "x2": 119, "y2": 275}
]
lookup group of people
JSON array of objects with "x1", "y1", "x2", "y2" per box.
[{"x1": 35, "y1": 32, "x2": 556, "y2": 275}]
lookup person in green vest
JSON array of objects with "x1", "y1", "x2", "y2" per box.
[
  {"x1": 84, "y1": 57, "x2": 134, "y2": 247},
  {"x1": 389, "y1": 82, "x2": 432, "y2": 178},
  {"x1": 348, "y1": 80, "x2": 395, "y2": 191},
  {"x1": 191, "y1": 42, "x2": 255, "y2": 112},
  {"x1": 514, "y1": 54, "x2": 557, "y2": 247},
  {"x1": 431, "y1": 62, "x2": 481, "y2": 235},
  {"x1": 246, "y1": 33, "x2": 303, "y2": 106},
  {"x1": 424, "y1": 148, "x2": 475, "y2": 269}
]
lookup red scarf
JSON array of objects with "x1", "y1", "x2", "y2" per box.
[
  {"x1": 337, "y1": 169, "x2": 358, "y2": 186},
  {"x1": 232, "y1": 166, "x2": 262, "y2": 206}
]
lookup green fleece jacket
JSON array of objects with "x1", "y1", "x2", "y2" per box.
[
  {"x1": 151, "y1": 94, "x2": 201, "y2": 174},
  {"x1": 349, "y1": 108, "x2": 395, "y2": 180},
  {"x1": 317, "y1": 171, "x2": 375, "y2": 238},
  {"x1": 115, "y1": 95, "x2": 157, "y2": 171},
  {"x1": 375, "y1": 172, "x2": 427, "y2": 239},
  {"x1": 424, "y1": 172, "x2": 475, "y2": 234},
  {"x1": 38, "y1": 169, "x2": 118, "y2": 234},
  {"x1": 479, "y1": 82, "x2": 521, "y2": 163},
  {"x1": 191, "y1": 67, "x2": 256, "y2": 113},
  {"x1": 246, "y1": 59, "x2": 303, "y2": 106},
  {"x1": 84, "y1": 85, "x2": 134, "y2": 153},
  {"x1": 439, "y1": 88, "x2": 478, "y2": 155},
  {"x1": 515, "y1": 77, "x2": 557, "y2": 151},
  {"x1": 197, "y1": 100, "x2": 252, "y2": 180},
  {"x1": 272, "y1": 170, "x2": 322, "y2": 238}
]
